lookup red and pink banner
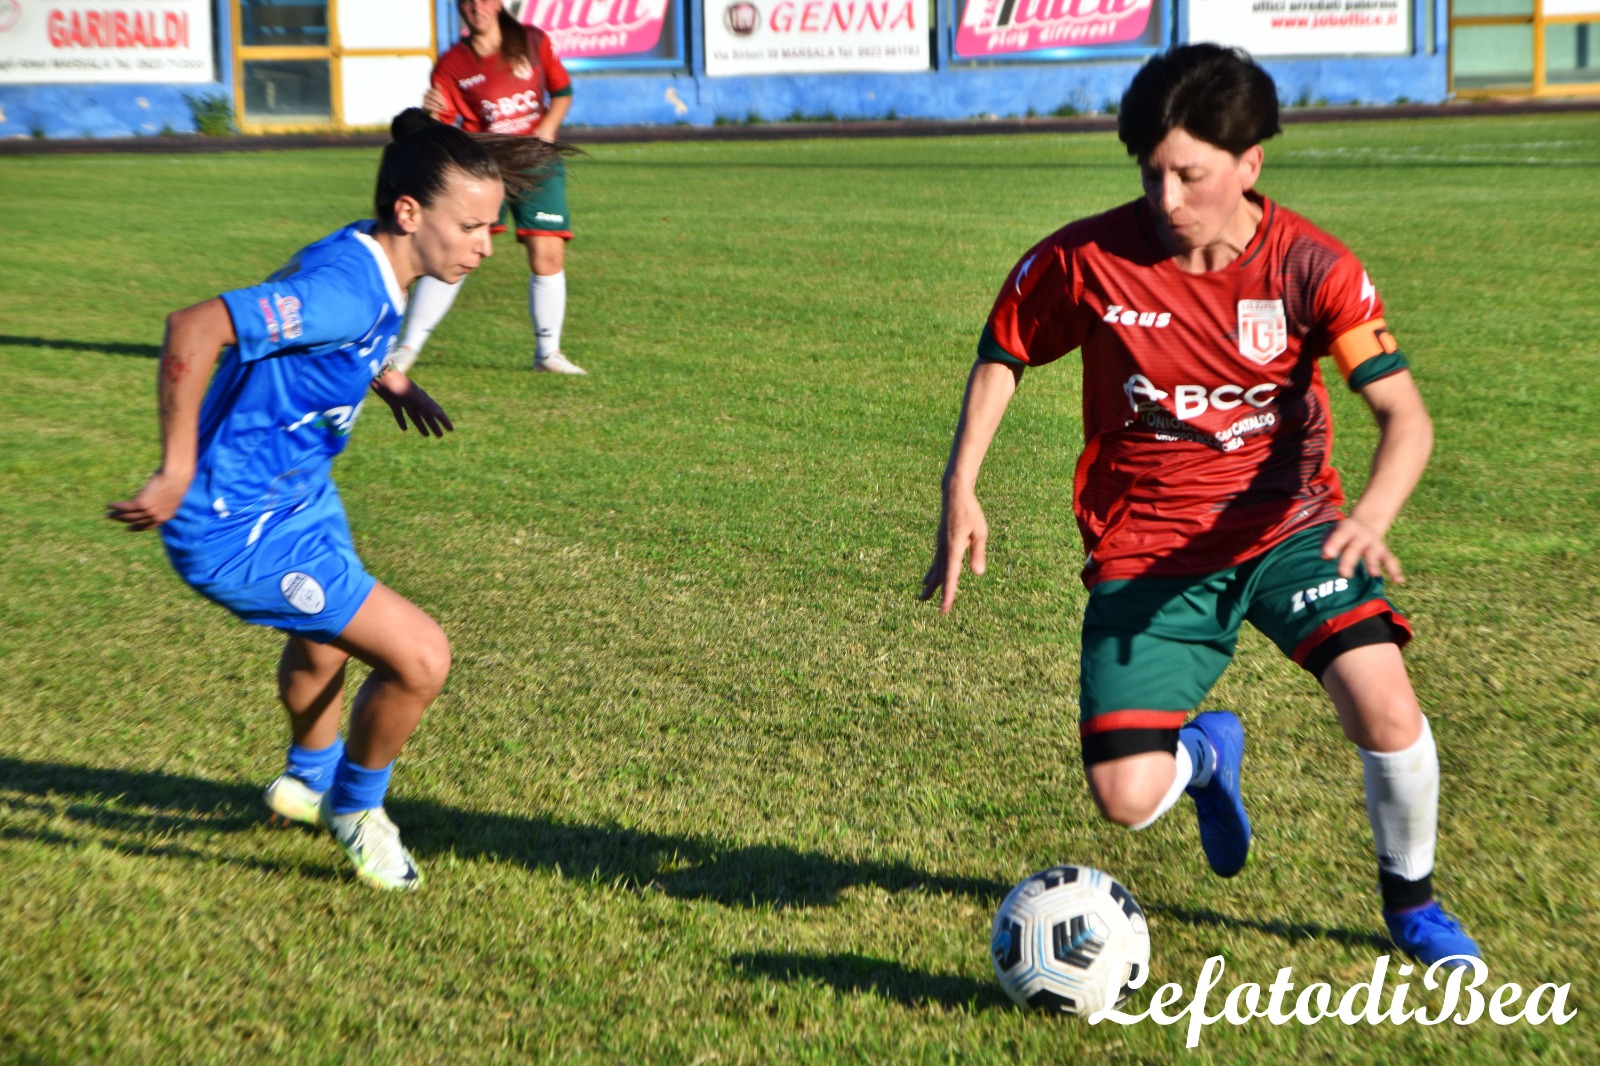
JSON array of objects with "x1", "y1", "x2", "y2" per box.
[
  {"x1": 513, "y1": 0, "x2": 671, "y2": 57},
  {"x1": 955, "y1": 0, "x2": 1152, "y2": 57}
]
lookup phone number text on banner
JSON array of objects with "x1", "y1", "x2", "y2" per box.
[{"x1": 704, "y1": 0, "x2": 930, "y2": 75}]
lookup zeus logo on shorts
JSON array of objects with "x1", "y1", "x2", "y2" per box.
[
  {"x1": 1290, "y1": 578, "x2": 1349, "y2": 614},
  {"x1": 280, "y1": 572, "x2": 327, "y2": 615}
]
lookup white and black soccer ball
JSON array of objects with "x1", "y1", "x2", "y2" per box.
[{"x1": 990, "y1": 864, "x2": 1150, "y2": 1016}]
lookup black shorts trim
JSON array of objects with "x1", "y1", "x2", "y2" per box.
[
  {"x1": 1081, "y1": 727, "x2": 1179, "y2": 767},
  {"x1": 1302, "y1": 613, "x2": 1404, "y2": 681}
]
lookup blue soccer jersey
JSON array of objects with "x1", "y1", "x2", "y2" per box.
[{"x1": 161, "y1": 221, "x2": 407, "y2": 640}]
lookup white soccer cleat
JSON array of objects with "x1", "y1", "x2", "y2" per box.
[
  {"x1": 533, "y1": 351, "x2": 587, "y2": 375},
  {"x1": 323, "y1": 803, "x2": 422, "y2": 891},
  {"x1": 263, "y1": 773, "x2": 326, "y2": 828}
]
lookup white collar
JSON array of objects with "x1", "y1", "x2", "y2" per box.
[{"x1": 352, "y1": 225, "x2": 408, "y2": 314}]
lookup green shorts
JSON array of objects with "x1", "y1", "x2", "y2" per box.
[
  {"x1": 1078, "y1": 523, "x2": 1412, "y2": 765},
  {"x1": 495, "y1": 158, "x2": 571, "y2": 239}
]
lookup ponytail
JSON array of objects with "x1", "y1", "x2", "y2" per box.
[
  {"x1": 376, "y1": 108, "x2": 576, "y2": 222},
  {"x1": 497, "y1": 9, "x2": 531, "y2": 72}
]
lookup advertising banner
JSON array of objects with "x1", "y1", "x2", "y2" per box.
[
  {"x1": 507, "y1": 0, "x2": 679, "y2": 61},
  {"x1": 1188, "y1": 0, "x2": 1410, "y2": 57},
  {"x1": 1543, "y1": 0, "x2": 1600, "y2": 15},
  {"x1": 704, "y1": 0, "x2": 930, "y2": 74},
  {"x1": 0, "y1": 0, "x2": 215, "y2": 83},
  {"x1": 954, "y1": 0, "x2": 1157, "y2": 59}
]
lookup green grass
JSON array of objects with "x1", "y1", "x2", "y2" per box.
[{"x1": 2, "y1": 114, "x2": 1598, "y2": 1062}]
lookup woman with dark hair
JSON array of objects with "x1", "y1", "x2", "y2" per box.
[
  {"x1": 399, "y1": 0, "x2": 586, "y2": 375},
  {"x1": 922, "y1": 44, "x2": 1480, "y2": 966},
  {"x1": 107, "y1": 110, "x2": 564, "y2": 891}
]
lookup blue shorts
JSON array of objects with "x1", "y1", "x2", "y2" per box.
[{"x1": 166, "y1": 492, "x2": 376, "y2": 644}]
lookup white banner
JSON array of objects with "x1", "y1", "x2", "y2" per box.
[
  {"x1": 0, "y1": 0, "x2": 216, "y2": 84},
  {"x1": 1544, "y1": 0, "x2": 1600, "y2": 16},
  {"x1": 1189, "y1": 0, "x2": 1409, "y2": 57},
  {"x1": 704, "y1": 0, "x2": 929, "y2": 75}
]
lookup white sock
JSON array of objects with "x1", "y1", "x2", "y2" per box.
[
  {"x1": 530, "y1": 271, "x2": 566, "y2": 359},
  {"x1": 397, "y1": 276, "x2": 465, "y2": 370},
  {"x1": 1130, "y1": 745, "x2": 1192, "y2": 831},
  {"x1": 1359, "y1": 716, "x2": 1439, "y2": 882}
]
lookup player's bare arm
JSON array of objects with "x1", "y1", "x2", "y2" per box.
[
  {"x1": 921, "y1": 358, "x2": 1023, "y2": 613},
  {"x1": 1322, "y1": 369, "x2": 1433, "y2": 582},
  {"x1": 106, "y1": 298, "x2": 235, "y2": 531},
  {"x1": 534, "y1": 93, "x2": 571, "y2": 143}
]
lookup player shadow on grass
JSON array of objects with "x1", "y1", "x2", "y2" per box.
[
  {"x1": 0, "y1": 334, "x2": 161, "y2": 358},
  {"x1": 1142, "y1": 900, "x2": 1393, "y2": 953},
  {"x1": 3, "y1": 756, "x2": 1403, "y2": 952},
  {"x1": 0, "y1": 755, "x2": 1004, "y2": 908},
  {"x1": 729, "y1": 951, "x2": 1009, "y2": 1010}
]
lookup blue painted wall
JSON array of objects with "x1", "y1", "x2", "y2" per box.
[{"x1": 0, "y1": 0, "x2": 1450, "y2": 138}]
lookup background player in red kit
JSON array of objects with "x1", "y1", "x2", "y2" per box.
[
  {"x1": 398, "y1": 0, "x2": 586, "y2": 375},
  {"x1": 921, "y1": 44, "x2": 1480, "y2": 966}
]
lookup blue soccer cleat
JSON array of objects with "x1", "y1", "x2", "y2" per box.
[
  {"x1": 1385, "y1": 902, "x2": 1481, "y2": 968},
  {"x1": 1185, "y1": 710, "x2": 1251, "y2": 878}
]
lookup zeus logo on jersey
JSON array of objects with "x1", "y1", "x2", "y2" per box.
[
  {"x1": 1103, "y1": 305, "x2": 1172, "y2": 329},
  {"x1": 1123, "y1": 374, "x2": 1277, "y2": 419}
]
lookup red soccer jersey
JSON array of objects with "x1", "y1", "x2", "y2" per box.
[
  {"x1": 430, "y1": 26, "x2": 572, "y2": 137},
  {"x1": 982, "y1": 193, "x2": 1408, "y2": 587}
]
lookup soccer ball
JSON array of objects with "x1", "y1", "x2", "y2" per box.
[{"x1": 990, "y1": 864, "x2": 1150, "y2": 1015}]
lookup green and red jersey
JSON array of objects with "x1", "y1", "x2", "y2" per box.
[
  {"x1": 430, "y1": 26, "x2": 572, "y2": 137},
  {"x1": 981, "y1": 193, "x2": 1408, "y2": 587}
]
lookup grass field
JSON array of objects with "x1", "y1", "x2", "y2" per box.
[{"x1": 2, "y1": 113, "x2": 1599, "y2": 1063}]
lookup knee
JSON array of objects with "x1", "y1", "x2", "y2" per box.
[
  {"x1": 1091, "y1": 786, "x2": 1165, "y2": 829},
  {"x1": 1085, "y1": 762, "x2": 1170, "y2": 829},
  {"x1": 396, "y1": 629, "x2": 451, "y2": 699}
]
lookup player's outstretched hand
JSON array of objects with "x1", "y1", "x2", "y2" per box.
[
  {"x1": 1322, "y1": 516, "x2": 1403, "y2": 583},
  {"x1": 920, "y1": 488, "x2": 988, "y2": 614},
  {"x1": 422, "y1": 86, "x2": 448, "y2": 120},
  {"x1": 106, "y1": 468, "x2": 191, "y2": 531},
  {"x1": 374, "y1": 371, "x2": 454, "y2": 438}
]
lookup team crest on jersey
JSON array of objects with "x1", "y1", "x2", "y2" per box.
[
  {"x1": 512, "y1": 59, "x2": 533, "y2": 80},
  {"x1": 1236, "y1": 300, "x2": 1287, "y2": 364},
  {"x1": 280, "y1": 572, "x2": 326, "y2": 615}
]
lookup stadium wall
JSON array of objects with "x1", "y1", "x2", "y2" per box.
[{"x1": 0, "y1": 0, "x2": 1449, "y2": 139}]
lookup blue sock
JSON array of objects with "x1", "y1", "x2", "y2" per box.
[
  {"x1": 1178, "y1": 726, "x2": 1215, "y2": 788},
  {"x1": 327, "y1": 757, "x2": 394, "y2": 815},
  {"x1": 285, "y1": 738, "x2": 344, "y2": 792}
]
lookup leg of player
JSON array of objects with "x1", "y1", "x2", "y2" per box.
[
  {"x1": 526, "y1": 234, "x2": 584, "y2": 375},
  {"x1": 263, "y1": 635, "x2": 351, "y2": 828},
  {"x1": 393, "y1": 275, "x2": 465, "y2": 374},
  {"x1": 317, "y1": 582, "x2": 452, "y2": 891},
  {"x1": 1322, "y1": 642, "x2": 1481, "y2": 966},
  {"x1": 1084, "y1": 710, "x2": 1250, "y2": 878}
]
